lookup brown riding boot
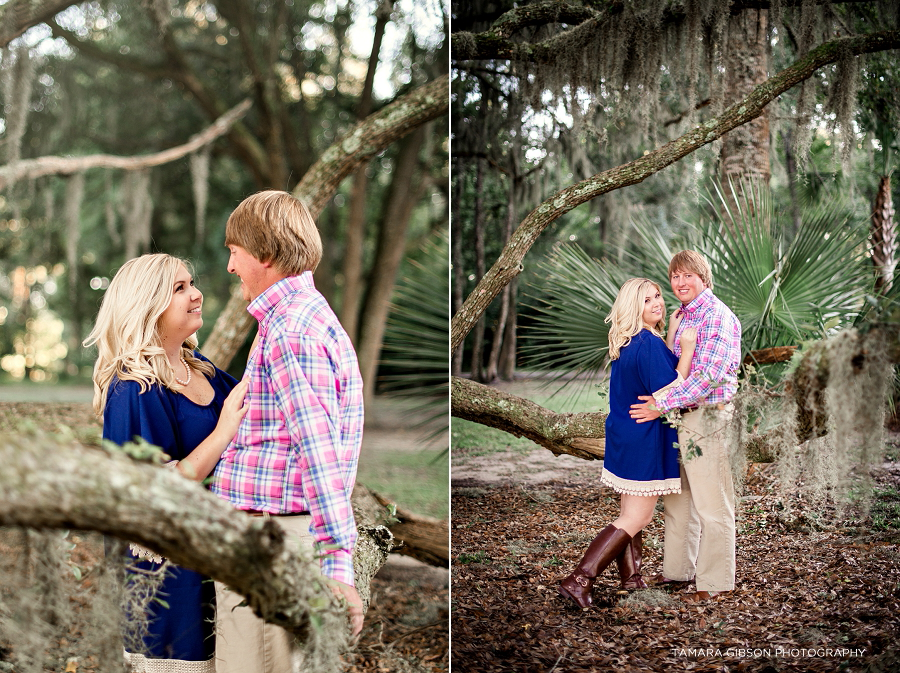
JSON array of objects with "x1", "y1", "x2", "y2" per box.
[
  {"x1": 559, "y1": 524, "x2": 633, "y2": 608},
  {"x1": 615, "y1": 530, "x2": 648, "y2": 589}
]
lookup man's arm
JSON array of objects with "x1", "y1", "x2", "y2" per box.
[
  {"x1": 267, "y1": 329, "x2": 360, "y2": 587},
  {"x1": 653, "y1": 310, "x2": 740, "y2": 413}
]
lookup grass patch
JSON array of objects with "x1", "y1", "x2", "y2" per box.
[
  {"x1": 871, "y1": 485, "x2": 900, "y2": 531},
  {"x1": 357, "y1": 449, "x2": 448, "y2": 520},
  {"x1": 457, "y1": 550, "x2": 491, "y2": 564},
  {"x1": 451, "y1": 376, "x2": 607, "y2": 458},
  {"x1": 451, "y1": 418, "x2": 537, "y2": 456}
]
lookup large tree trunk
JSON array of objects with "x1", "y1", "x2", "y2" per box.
[
  {"x1": 470, "y1": 158, "x2": 487, "y2": 382},
  {"x1": 339, "y1": 0, "x2": 394, "y2": 343},
  {"x1": 872, "y1": 174, "x2": 896, "y2": 293},
  {"x1": 200, "y1": 281, "x2": 257, "y2": 370},
  {"x1": 484, "y1": 176, "x2": 516, "y2": 382},
  {"x1": 780, "y1": 128, "x2": 803, "y2": 237},
  {"x1": 498, "y1": 277, "x2": 518, "y2": 381},
  {"x1": 356, "y1": 126, "x2": 428, "y2": 402},
  {"x1": 313, "y1": 199, "x2": 339, "y2": 306},
  {"x1": 451, "y1": 156, "x2": 466, "y2": 377},
  {"x1": 720, "y1": 8, "x2": 770, "y2": 224}
]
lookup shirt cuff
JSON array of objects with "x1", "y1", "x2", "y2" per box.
[
  {"x1": 320, "y1": 549, "x2": 355, "y2": 587},
  {"x1": 652, "y1": 373, "x2": 684, "y2": 400},
  {"x1": 654, "y1": 388, "x2": 676, "y2": 414}
]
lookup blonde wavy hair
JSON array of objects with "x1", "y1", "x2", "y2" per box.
[
  {"x1": 605, "y1": 278, "x2": 666, "y2": 360},
  {"x1": 83, "y1": 253, "x2": 215, "y2": 416}
]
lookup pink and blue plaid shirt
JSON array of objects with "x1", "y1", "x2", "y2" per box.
[
  {"x1": 211, "y1": 272, "x2": 364, "y2": 586},
  {"x1": 656, "y1": 288, "x2": 742, "y2": 413}
]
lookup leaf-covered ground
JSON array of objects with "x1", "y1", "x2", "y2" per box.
[{"x1": 451, "y1": 451, "x2": 900, "y2": 672}]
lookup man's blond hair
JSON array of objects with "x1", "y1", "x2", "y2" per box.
[
  {"x1": 225, "y1": 190, "x2": 323, "y2": 275},
  {"x1": 605, "y1": 277, "x2": 666, "y2": 360},
  {"x1": 668, "y1": 249, "x2": 713, "y2": 289}
]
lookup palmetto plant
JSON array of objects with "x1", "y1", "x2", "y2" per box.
[
  {"x1": 702, "y1": 181, "x2": 872, "y2": 353},
  {"x1": 521, "y1": 244, "x2": 630, "y2": 380},
  {"x1": 378, "y1": 229, "x2": 449, "y2": 445},
  {"x1": 523, "y1": 181, "x2": 873, "y2": 378}
]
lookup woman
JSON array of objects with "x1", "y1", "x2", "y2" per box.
[
  {"x1": 559, "y1": 277, "x2": 695, "y2": 608},
  {"x1": 83, "y1": 253, "x2": 249, "y2": 672}
]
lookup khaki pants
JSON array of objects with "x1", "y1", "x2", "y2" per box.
[
  {"x1": 215, "y1": 515, "x2": 314, "y2": 673},
  {"x1": 661, "y1": 406, "x2": 736, "y2": 592}
]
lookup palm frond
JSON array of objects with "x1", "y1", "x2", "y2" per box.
[
  {"x1": 523, "y1": 181, "x2": 872, "y2": 382},
  {"x1": 379, "y1": 229, "x2": 449, "y2": 445},
  {"x1": 521, "y1": 244, "x2": 631, "y2": 382}
]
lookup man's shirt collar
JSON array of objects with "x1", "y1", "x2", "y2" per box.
[
  {"x1": 682, "y1": 287, "x2": 713, "y2": 314},
  {"x1": 247, "y1": 271, "x2": 314, "y2": 322}
]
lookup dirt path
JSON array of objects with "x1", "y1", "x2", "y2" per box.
[{"x1": 451, "y1": 447, "x2": 601, "y2": 485}]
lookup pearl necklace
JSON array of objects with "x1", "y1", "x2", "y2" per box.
[{"x1": 174, "y1": 357, "x2": 192, "y2": 386}]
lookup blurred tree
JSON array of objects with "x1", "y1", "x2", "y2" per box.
[{"x1": 0, "y1": 0, "x2": 448, "y2": 401}]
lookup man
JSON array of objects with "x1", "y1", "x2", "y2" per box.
[
  {"x1": 629, "y1": 250, "x2": 741, "y2": 602},
  {"x1": 211, "y1": 190, "x2": 365, "y2": 672}
]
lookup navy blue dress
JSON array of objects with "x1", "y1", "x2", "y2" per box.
[
  {"x1": 600, "y1": 329, "x2": 682, "y2": 495},
  {"x1": 103, "y1": 356, "x2": 238, "y2": 665}
]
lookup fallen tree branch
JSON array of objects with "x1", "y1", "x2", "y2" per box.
[
  {"x1": 0, "y1": 430, "x2": 394, "y2": 669},
  {"x1": 452, "y1": 322, "x2": 900, "y2": 463},
  {"x1": 0, "y1": 99, "x2": 252, "y2": 190},
  {"x1": 452, "y1": 376, "x2": 605, "y2": 460},
  {"x1": 451, "y1": 30, "x2": 900, "y2": 353},
  {"x1": 371, "y1": 491, "x2": 449, "y2": 567}
]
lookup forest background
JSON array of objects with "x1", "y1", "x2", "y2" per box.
[
  {"x1": 0, "y1": 0, "x2": 450, "y2": 671},
  {"x1": 0, "y1": 0, "x2": 448, "y2": 407},
  {"x1": 450, "y1": 1, "x2": 900, "y2": 670}
]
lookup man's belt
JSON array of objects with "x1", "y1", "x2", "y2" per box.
[{"x1": 244, "y1": 509, "x2": 310, "y2": 517}]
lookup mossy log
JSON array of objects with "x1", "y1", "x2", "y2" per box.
[
  {"x1": 370, "y1": 491, "x2": 448, "y2": 567},
  {"x1": 0, "y1": 431, "x2": 394, "y2": 654}
]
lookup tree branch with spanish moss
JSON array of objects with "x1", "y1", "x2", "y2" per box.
[
  {"x1": 0, "y1": 99, "x2": 253, "y2": 190},
  {"x1": 452, "y1": 0, "x2": 877, "y2": 63},
  {"x1": 451, "y1": 30, "x2": 900, "y2": 354}
]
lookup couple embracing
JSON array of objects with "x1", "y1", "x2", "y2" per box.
[
  {"x1": 559, "y1": 250, "x2": 742, "y2": 607},
  {"x1": 84, "y1": 190, "x2": 363, "y2": 672}
]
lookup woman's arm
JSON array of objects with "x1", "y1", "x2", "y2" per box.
[
  {"x1": 676, "y1": 327, "x2": 697, "y2": 380},
  {"x1": 176, "y1": 378, "x2": 249, "y2": 481},
  {"x1": 666, "y1": 308, "x2": 684, "y2": 351}
]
